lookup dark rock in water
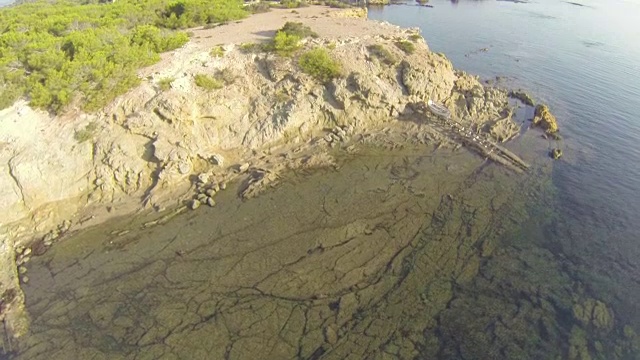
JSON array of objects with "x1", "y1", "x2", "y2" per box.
[
  {"x1": 508, "y1": 90, "x2": 535, "y2": 107},
  {"x1": 550, "y1": 148, "x2": 563, "y2": 160}
]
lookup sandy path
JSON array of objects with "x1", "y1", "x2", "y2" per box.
[{"x1": 190, "y1": 6, "x2": 401, "y2": 46}]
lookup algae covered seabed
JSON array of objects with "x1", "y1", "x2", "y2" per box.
[{"x1": 10, "y1": 135, "x2": 640, "y2": 359}]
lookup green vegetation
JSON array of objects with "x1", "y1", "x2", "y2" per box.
[
  {"x1": 268, "y1": 22, "x2": 318, "y2": 56},
  {"x1": 279, "y1": 22, "x2": 318, "y2": 38},
  {"x1": 298, "y1": 48, "x2": 342, "y2": 83},
  {"x1": 0, "y1": 0, "x2": 247, "y2": 113},
  {"x1": 367, "y1": 44, "x2": 397, "y2": 65},
  {"x1": 325, "y1": 0, "x2": 351, "y2": 8},
  {"x1": 194, "y1": 74, "x2": 223, "y2": 90},
  {"x1": 272, "y1": 31, "x2": 302, "y2": 56},
  {"x1": 158, "y1": 77, "x2": 175, "y2": 91},
  {"x1": 246, "y1": 1, "x2": 271, "y2": 13},
  {"x1": 74, "y1": 121, "x2": 98, "y2": 143},
  {"x1": 395, "y1": 40, "x2": 416, "y2": 54},
  {"x1": 210, "y1": 46, "x2": 225, "y2": 58},
  {"x1": 275, "y1": 0, "x2": 308, "y2": 9},
  {"x1": 238, "y1": 42, "x2": 266, "y2": 54},
  {"x1": 409, "y1": 33, "x2": 423, "y2": 42}
]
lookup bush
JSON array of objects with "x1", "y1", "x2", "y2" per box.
[
  {"x1": 367, "y1": 44, "x2": 397, "y2": 65},
  {"x1": 279, "y1": 22, "x2": 318, "y2": 38},
  {"x1": 276, "y1": 0, "x2": 308, "y2": 8},
  {"x1": 326, "y1": 0, "x2": 351, "y2": 8},
  {"x1": 298, "y1": 48, "x2": 342, "y2": 83},
  {"x1": 395, "y1": 40, "x2": 416, "y2": 54},
  {"x1": 210, "y1": 46, "x2": 225, "y2": 57},
  {"x1": 158, "y1": 77, "x2": 174, "y2": 91},
  {"x1": 239, "y1": 42, "x2": 267, "y2": 54},
  {"x1": 194, "y1": 74, "x2": 223, "y2": 90},
  {"x1": 272, "y1": 31, "x2": 301, "y2": 56},
  {"x1": 409, "y1": 33, "x2": 423, "y2": 42},
  {"x1": 247, "y1": 2, "x2": 271, "y2": 13},
  {"x1": 0, "y1": 0, "x2": 247, "y2": 113},
  {"x1": 74, "y1": 122, "x2": 98, "y2": 143}
]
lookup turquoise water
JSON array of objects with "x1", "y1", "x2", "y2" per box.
[{"x1": 370, "y1": 0, "x2": 640, "y2": 346}]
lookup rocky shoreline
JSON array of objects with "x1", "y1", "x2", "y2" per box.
[{"x1": 0, "y1": 6, "x2": 554, "y2": 345}]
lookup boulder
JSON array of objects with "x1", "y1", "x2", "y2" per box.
[{"x1": 532, "y1": 104, "x2": 559, "y2": 133}]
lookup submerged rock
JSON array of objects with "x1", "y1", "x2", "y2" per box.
[
  {"x1": 508, "y1": 90, "x2": 535, "y2": 106},
  {"x1": 550, "y1": 148, "x2": 563, "y2": 160},
  {"x1": 573, "y1": 298, "x2": 614, "y2": 331},
  {"x1": 532, "y1": 104, "x2": 559, "y2": 133}
]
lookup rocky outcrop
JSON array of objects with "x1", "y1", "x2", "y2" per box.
[
  {"x1": 0, "y1": 18, "x2": 525, "y2": 343},
  {"x1": 532, "y1": 104, "x2": 559, "y2": 133},
  {"x1": 0, "y1": 31, "x2": 518, "y2": 243},
  {"x1": 508, "y1": 89, "x2": 535, "y2": 106}
]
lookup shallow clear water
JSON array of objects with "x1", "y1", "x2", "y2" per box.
[{"x1": 371, "y1": 0, "x2": 640, "y2": 338}]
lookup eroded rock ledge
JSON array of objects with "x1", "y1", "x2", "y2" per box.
[{"x1": 0, "y1": 7, "x2": 532, "y2": 341}]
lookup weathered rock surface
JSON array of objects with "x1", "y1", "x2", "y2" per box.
[
  {"x1": 533, "y1": 104, "x2": 560, "y2": 133},
  {"x1": 0, "y1": 10, "x2": 529, "y2": 343},
  {"x1": 0, "y1": 28, "x2": 516, "y2": 244}
]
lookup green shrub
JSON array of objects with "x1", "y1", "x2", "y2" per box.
[
  {"x1": 367, "y1": 44, "x2": 397, "y2": 65},
  {"x1": 194, "y1": 74, "x2": 223, "y2": 90},
  {"x1": 158, "y1": 77, "x2": 174, "y2": 91},
  {"x1": 409, "y1": 33, "x2": 423, "y2": 42},
  {"x1": 298, "y1": 48, "x2": 342, "y2": 83},
  {"x1": 277, "y1": 0, "x2": 308, "y2": 8},
  {"x1": 74, "y1": 122, "x2": 98, "y2": 143},
  {"x1": 239, "y1": 42, "x2": 267, "y2": 53},
  {"x1": 395, "y1": 40, "x2": 416, "y2": 54},
  {"x1": 326, "y1": 0, "x2": 351, "y2": 8},
  {"x1": 279, "y1": 22, "x2": 318, "y2": 38},
  {"x1": 247, "y1": 1, "x2": 271, "y2": 13},
  {"x1": 210, "y1": 46, "x2": 225, "y2": 57},
  {"x1": 272, "y1": 31, "x2": 301, "y2": 56},
  {"x1": 0, "y1": 0, "x2": 247, "y2": 113}
]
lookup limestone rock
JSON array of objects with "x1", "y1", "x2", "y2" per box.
[
  {"x1": 399, "y1": 54, "x2": 455, "y2": 102},
  {"x1": 211, "y1": 154, "x2": 224, "y2": 167},
  {"x1": 532, "y1": 104, "x2": 559, "y2": 133},
  {"x1": 508, "y1": 90, "x2": 535, "y2": 106}
]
